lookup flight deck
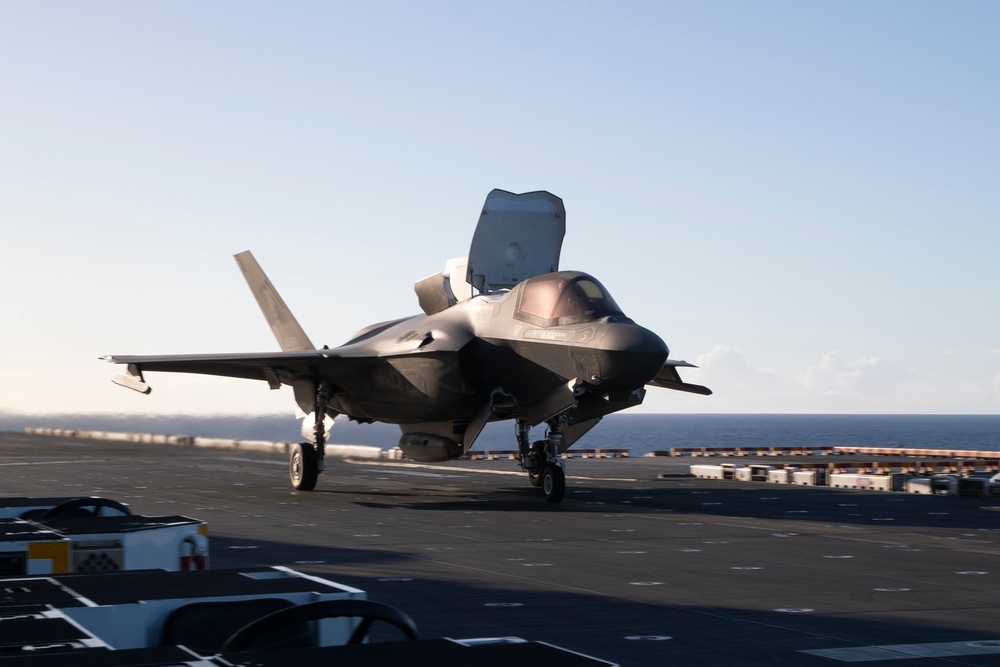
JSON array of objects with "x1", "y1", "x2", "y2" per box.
[{"x1": 2, "y1": 431, "x2": 1000, "y2": 665}]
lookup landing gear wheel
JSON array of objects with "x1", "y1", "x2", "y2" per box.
[
  {"x1": 290, "y1": 442, "x2": 319, "y2": 491},
  {"x1": 527, "y1": 441, "x2": 545, "y2": 487},
  {"x1": 541, "y1": 464, "x2": 566, "y2": 504}
]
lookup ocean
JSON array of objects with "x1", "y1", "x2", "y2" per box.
[{"x1": 3, "y1": 412, "x2": 999, "y2": 456}]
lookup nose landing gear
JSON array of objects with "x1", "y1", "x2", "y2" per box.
[
  {"x1": 516, "y1": 416, "x2": 568, "y2": 504},
  {"x1": 540, "y1": 463, "x2": 566, "y2": 504}
]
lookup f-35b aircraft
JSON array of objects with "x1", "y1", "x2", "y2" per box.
[{"x1": 104, "y1": 190, "x2": 710, "y2": 503}]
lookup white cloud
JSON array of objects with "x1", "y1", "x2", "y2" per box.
[
  {"x1": 799, "y1": 351, "x2": 917, "y2": 394},
  {"x1": 694, "y1": 345, "x2": 771, "y2": 377},
  {"x1": 642, "y1": 345, "x2": 788, "y2": 413},
  {"x1": 792, "y1": 351, "x2": 1000, "y2": 413},
  {"x1": 646, "y1": 346, "x2": 1000, "y2": 414}
]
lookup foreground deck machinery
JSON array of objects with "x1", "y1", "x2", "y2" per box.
[{"x1": 0, "y1": 496, "x2": 207, "y2": 575}]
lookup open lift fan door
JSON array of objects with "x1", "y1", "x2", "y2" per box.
[{"x1": 467, "y1": 189, "x2": 566, "y2": 293}]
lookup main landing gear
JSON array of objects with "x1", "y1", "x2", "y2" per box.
[
  {"x1": 290, "y1": 442, "x2": 319, "y2": 491},
  {"x1": 290, "y1": 382, "x2": 331, "y2": 491},
  {"x1": 516, "y1": 417, "x2": 567, "y2": 504}
]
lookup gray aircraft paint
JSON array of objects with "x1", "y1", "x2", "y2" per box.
[{"x1": 104, "y1": 189, "x2": 709, "y2": 501}]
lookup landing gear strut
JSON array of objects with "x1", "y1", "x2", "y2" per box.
[
  {"x1": 290, "y1": 382, "x2": 331, "y2": 491},
  {"x1": 516, "y1": 415, "x2": 568, "y2": 504}
]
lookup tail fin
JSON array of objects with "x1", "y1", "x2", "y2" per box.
[{"x1": 234, "y1": 251, "x2": 315, "y2": 351}]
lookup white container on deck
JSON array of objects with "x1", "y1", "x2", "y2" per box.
[
  {"x1": 767, "y1": 468, "x2": 797, "y2": 484},
  {"x1": 830, "y1": 473, "x2": 861, "y2": 489},
  {"x1": 792, "y1": 470, "x2": 825, "y2": 486},
  {"x1": 690, "y1": 465, "x2": 726, "y2": 479},
  {"x1": 830, "y1": 473, "x2": 897, "y2": 491}
]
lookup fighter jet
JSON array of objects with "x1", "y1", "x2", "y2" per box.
[{"x1": 104, "y1": 189, "x2": 710, "y2": 503}]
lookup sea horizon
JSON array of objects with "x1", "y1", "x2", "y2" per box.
[{"x1": 3, "y1": 411, "x2": 998, "y2": 458}]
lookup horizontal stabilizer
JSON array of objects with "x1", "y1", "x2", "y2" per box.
[
  {"x1": 648, "y1": 360, "x2": 712, "y2": 396},
  {"x1": 234, "y1": 251, "x2": 314, "y2": 352}
]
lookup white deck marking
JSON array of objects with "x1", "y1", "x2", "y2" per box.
[
  {"x1": 0, "y1": 459, "x2": 108, "y2": 466},
  {"x1": 346, "y1": 459, "x2": 640, "y2": 481},
  {"x1": 802, "y1": 639, "x2": 1000, "y2": 662},
  {"x1": 357, "y1": 468, "x2": 457, "y2": 478}
]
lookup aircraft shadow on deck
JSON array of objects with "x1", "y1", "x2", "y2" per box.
[{"x1": 332, "y1": 480, "x2": 1000, "y2": 530}]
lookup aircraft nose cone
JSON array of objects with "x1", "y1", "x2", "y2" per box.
[
  {"x1": 604, "y1": 325, "x2": 669, "y2": 357},
  {"x1": 600, "y1": 324, "x2": 669, "y2": 389}
]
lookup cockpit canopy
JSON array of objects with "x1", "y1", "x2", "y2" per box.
[{"x1": 514, "y1": 271, "x2": 624, "y2": 327}]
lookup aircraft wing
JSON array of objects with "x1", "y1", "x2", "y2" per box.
[
  {"x1": 647, "y1": 360, "x2": 712, "y2": 396},
  {"x1": 102, "y1": 350, "x2": 332, "y2": 394}
]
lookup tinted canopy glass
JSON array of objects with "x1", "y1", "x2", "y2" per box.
[{"x1": 515, "y1": 271, "x2": 624, "y2": 326}]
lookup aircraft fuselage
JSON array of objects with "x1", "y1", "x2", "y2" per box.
[
  {"x1": 322, "y1": 271, "x2": 668, "y2": 446},
  {"x1": 103, "y1": 190, "x2": 709, "y2": 500}
]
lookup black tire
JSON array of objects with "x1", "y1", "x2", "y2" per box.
[
  {"x1": 290, "y1": 442, "x2": 319, "y2": 491},
  {"x1": 541, "y1": 464, "x2": 566, "y2": 504},
  {"x1": 528, "y1": 440, "x2": 545, "y2": 487}
]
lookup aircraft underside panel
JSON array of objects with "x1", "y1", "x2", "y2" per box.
[
  {"x1": 461, "y1": 339, "x2": 570, "y2": 412},
  {"x1": 313, "y1": 346, "x2": 480, "y2": 424},
  {"x1": 397, "y1": 431, "x2": 464, "y2": 461},
  {"x1": 570, "y1": 388, "x2": 646, "y2": 423},
  {"x1": 560, "y1": 417, "x2": 602, "y2": 451}
]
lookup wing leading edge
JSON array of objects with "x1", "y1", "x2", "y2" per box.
[{"x1": 102, "y1": 350, "x2": 334, "y2": 393}]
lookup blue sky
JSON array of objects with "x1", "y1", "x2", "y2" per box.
[{"x1": 1, "y1": 1, "x2": 997, "y2": 416}]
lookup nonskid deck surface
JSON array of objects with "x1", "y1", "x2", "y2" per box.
[{"x1": 3, "y1": 432, "x2": 1000, "y2": 665}]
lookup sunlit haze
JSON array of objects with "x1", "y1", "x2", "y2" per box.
[{"x1": 2, "y1": 2, "x2": 997, "y2": 417}]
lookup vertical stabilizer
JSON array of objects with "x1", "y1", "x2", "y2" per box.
[{"x1": 234, "y1": 251, "x2": 315, "y2": 352}]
